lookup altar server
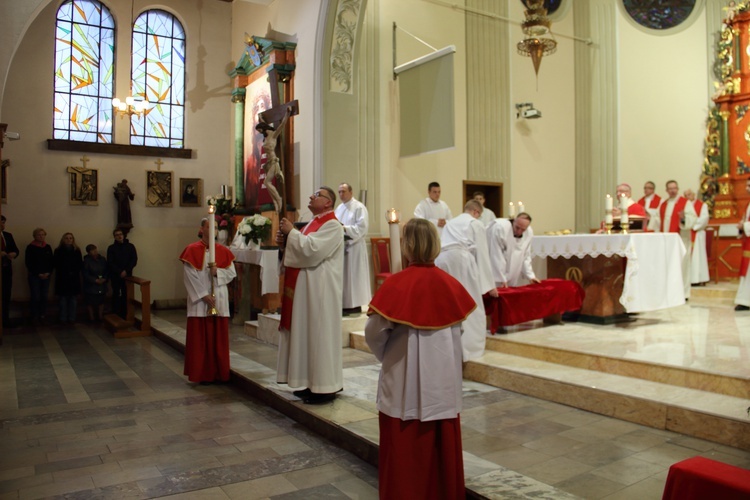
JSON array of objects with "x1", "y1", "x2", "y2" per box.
[
  {"x1": 487, "y1": 212, "x2": 541, "y2": 288},
  {"x1": 684, "y1": 189, "x2": 710, "y2": 285},
  {"x1": 335, "y1": 183, "x2": 372, "y2": 315},
  {"x1": 414, "y1": 181, "x2": 452, "y2": 235}
]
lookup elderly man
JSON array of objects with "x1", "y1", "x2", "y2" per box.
[
  {"x1": 735, "y1": 179, "x2": 750, "y2": 311},
  {"x1": 637, "y1": 181, "x2": 662, "y2": 231},
  {"x1": 335, "y1": 183, "x2": 372, "y2": 315},
  {"x1": 276, "y1": 186, "x2": 344, "y2": 404},
  {"x1": 613, "y1": 183, "x2": 647, "y2": 218},
  {"x1": 684, "y1": 189, "x2": 709, "y2": 285},
  {"x1": 179, "y1": 218, "x2": 236, "y2": 383},
  {"x1": 436, "y1": 200, "x2": 497, "y2": 361},
  {"x1": 487, "y1": 212, "x2": 541, "y2": 288},
  {"x1": 654, "y1": 180, "x2": 691, "y2": 300},
  {"x1": 414, "y1": 182, "x2": 452, "y2": 235}
]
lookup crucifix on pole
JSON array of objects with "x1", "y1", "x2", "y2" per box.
[{"x1": 257, "y1": 98, "x2": 299, "y2": 219}]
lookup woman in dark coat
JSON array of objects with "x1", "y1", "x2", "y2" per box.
[
  {"x1": 54, "y1": 232, "x2": 83, "y2": 324},
  {"x1": 25, "y1": 227, "x2": 54, "y2": 323},
  {"x1": 82, "y1": 244, "x2": 108, "y2": 321}
]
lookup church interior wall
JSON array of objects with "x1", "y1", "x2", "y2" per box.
[{"x1": 1, "y1": 0, "x2": 234, "y2": 302}]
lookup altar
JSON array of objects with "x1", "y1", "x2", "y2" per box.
[
  {"x1": 230, "y1": 246, "x2": 281, "y2": 324},
  {"x1": 532, "y1": 233, "x2": 686, "y2": 322}
]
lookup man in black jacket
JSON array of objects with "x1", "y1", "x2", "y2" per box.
[
  {"x1": 1, "y1": 216, "x2": 19, "y2": 327},
  {"x1": 107, "y1": 229, "x2": 137, "y2": 318}
]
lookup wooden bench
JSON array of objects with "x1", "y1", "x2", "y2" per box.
[{"x1": 104, "y1": 276, "x2": 152, "y2": 338}]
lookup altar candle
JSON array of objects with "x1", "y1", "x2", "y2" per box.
[
  {"x1": 620, "y1": 208, "x2": 629, "y2": 225},
  {"x1": 605, "y1": 212, "x2": 613, "y2": 225},
  {"x1": 605, "y1": 194, "x2": 613, "y2": 210},
  {"x1": 208, "y1": 205, "x2": 216, "y2": 264},
  {"x1": 518, "y1": 202, "x2": 525, "y2": 214},
  {"x1": 508, "y1": 202, "x2": 515, "y2": 218}
]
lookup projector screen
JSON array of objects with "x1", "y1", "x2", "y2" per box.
[{"x1": 396, "y1": 46, "x2": 455, "y2": 157}]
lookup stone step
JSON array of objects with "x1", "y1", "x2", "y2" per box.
[
  {"x1": 245, "y1": 312, "x2": 369, "y2": 347},
  {"x1": 464, "y1": 351, "x2": 750, "y2": 451},
  {"x1": 349, "y1": 330, "x2": 371, "y2": 354},
  {"x1": 484, "y1": 332, "x2": 749, "y2": 399}
]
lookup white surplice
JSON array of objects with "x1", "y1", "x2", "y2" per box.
[
  {"x1": 736, "y1": 203, "x2": 750, "y2": 307},
  {"x1": 277, "y1": 217, "x2": 344, "y2": 393},
  {"x1": 486, "y1": 218, "x2": 537, "y2": 287},
  {"x1": 642, "y1": 194, "x2": 660, "y2": 231},
  {"x1": 365, "y1": 314, "x2": 463, "y2": 421},
  {"x1": 335, "y1": 197, "x2": 372, "y2": 308},
  {"x1": 478, "y1": 206, "x2": 496, "y2": 227},
  {"x1": 435, "y1": 213, "x2": 494, "y2": 361},
  {"x1": 686, "y1": 201, "x2": 709, "y2": 284},
  {"x1": 183, "y1": 249, "x2": 236, "y2": 318},
  {"x1": 655, "y1": 197, "x2": 692, "y2": 299},
  {"x1": 414, "y1": 198, "x2": 452, "y2": 235}
]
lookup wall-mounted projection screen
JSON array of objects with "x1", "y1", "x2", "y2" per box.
[{"x1": 395, "y1": 45, "x2": 455, "y2": 157}]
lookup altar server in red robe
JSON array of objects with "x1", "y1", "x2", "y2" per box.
[
  {"x1": 180, "y1": 218, "x2": 236, "y2": 383},
  {"x1": 637, "y1": 180, "x2": 662, "y2": 231},
  {"x1": 735, "y1": 179, "x2": 750, "y2": 311},
  {"x1": 365, "y1": 218, "x2": 475, "y2": 500},
  {"x1": 654, "y1": 180, "x2": 691, "y2": 300}
]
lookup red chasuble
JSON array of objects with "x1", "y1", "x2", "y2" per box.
[
  {"x1": 367, "y1": 263, "x2": 475, "y2": 330},
  {"x1": 659, "y1": 196, "x2": 688, "y2": 233},
  {"x1": 638, "y1": 194, "x2": 662, "y2": 209},
  {"x1": 742, "y1": 208, "x2": 750, "y2": 278},
  {"x1": 179, "y1": 240, "x2": 235, "y2": 270},
  {"x1": 279, "y1": 211, "x2": 339, "y2": 331},
  {"x1": 627, "y1": 202, "x2": 647, "y2": 217},
  {"x1": 690, "y1": 200, "x2": 704, "y2": 244}
]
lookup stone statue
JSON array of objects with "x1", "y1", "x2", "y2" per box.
[
  {"x1": 256, "y1": 107, "x2": 292, "y2": 213},
  {"x1": 114, "y1": 179, "x2": 135, "y2": 233}
]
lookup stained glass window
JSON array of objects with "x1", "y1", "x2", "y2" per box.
[
  {"x1": 130, "y1": 10, "x2": 185, "y2": 148},
  {"x1": 53, "y1": 0, "x2": 115, "y2": 143},
  {"x1": 622, "y1": 0, "x2": 696, "y2": 30}
]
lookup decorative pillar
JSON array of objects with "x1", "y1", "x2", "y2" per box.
[
  {"x1": 232, "y1": 91, "x2": 245, "y2": 205},
  {"x1": 719, "y1": 109, "x2": 730, "y2": 177}
]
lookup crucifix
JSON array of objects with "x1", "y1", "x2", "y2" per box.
[
  {"x1": 154, "y1": 158, "x2": 163, "y2": 171},
  {"x1": 257, "y1": 98, "x2": 299, "y2": 219}
]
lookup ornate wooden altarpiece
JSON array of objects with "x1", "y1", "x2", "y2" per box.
[
  {"x1": 703, "y1": 6, "x2": 750, "y2": 279},
  {"x1": 229, "y1": 37, "x2": 297, "y2": 215}
]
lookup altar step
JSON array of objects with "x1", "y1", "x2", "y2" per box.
[
  {"x1": 245, "y1": 312, "x2": 368, "y2": 348},
  {"x1": 689, "y1": 282, "x2": 737, "y2": 306}
]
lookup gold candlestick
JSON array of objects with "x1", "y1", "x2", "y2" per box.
[
  {"x1": 207, "y1": 262, "x2": 218, "y2": 316},
  {"x1": 621, "y1": 220, "x2": 630, "y2": 234}
]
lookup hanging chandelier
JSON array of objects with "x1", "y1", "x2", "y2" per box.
[
  {"x1": 111, "y1": 0, "x2": 149, "y2": 118},
  {"x1": 517, "y1": 0, "x2": 557, "y2": 76}
]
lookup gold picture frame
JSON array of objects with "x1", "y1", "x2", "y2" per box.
[
  {"x1": 67, "y1": 166, "x2": 98, "y2": 205},
  {"x1": 146, "y1": 170, "x2": 173, "y2": 207}
]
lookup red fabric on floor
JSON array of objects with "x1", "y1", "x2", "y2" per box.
[
  {"x1": 184, "y1": 316, "x2": 230, "y2": 383},
  {"x1": 662, "y1": 456, "x2": 750, "y2": 500},
  {"x1": 378, "y1": 412, "x2": 465, "y2": 500},
  {"x1": 482, "y1": 279, "x2": 585, "y2": 332}
]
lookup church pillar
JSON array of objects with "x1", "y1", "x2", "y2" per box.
[
  {"x1": 232, "y1": 92, "x2": 246, "y2": 205},
  {"x1": 465, "y1": 0, "x2": 511, "y2": 184},
  {"x1": 574, "y1": 0, "x2": 618, "y2": 232}
]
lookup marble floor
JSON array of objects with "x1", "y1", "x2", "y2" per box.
[{"x1": 2, "y1": 291, "x2": 750, "y2": 499}]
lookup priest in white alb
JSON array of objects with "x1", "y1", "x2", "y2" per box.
[
  {"x1": 276, "y1": 186, "x2": 344, "y2": 405},
  {"x1": 435, "y1": 200, "x2": 497, "y2": 361},
  {"x1": 414, "y1": 181, "x2": 452, "y2": 235},
  {"x1": 487, "y1": 212, "x2": 540, "y2": 288},
  {"x1": 684, "y1": 189, "x2": 709, "y2": 285},
  {"x1": 735, "y1": 178, "x2": 750, "y2": 311},
  {"x1": 637, "y1": 180, "x2": 662, "y2": 231},
  {"x1": 180, "y1": 217, "x2": 236, "y2": 383},
  {"x1": 335, "y1": 183, "x2": 372, "y2": 315},
  {"x1": 654, "y1": 180, "x2": 692, "y2": 300}
]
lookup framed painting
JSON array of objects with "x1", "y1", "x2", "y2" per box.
[
  {"x1": 179, "y1": 178, "x2": 202, "y2": 207},
  {"x1": 243, "y1": 67, "x2": 274, "y2": 209},
  {"x1": 67, "y1": 166, "x2": 98, "y2": 205},
  {"x1": 146, "y1": 170, "x2": 173, "y2": 207}
]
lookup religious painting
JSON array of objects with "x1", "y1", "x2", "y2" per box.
[
  {"x1": 243, "y1": 70, "x2": 277, "y2": 210},
  {"x1": 1, "y1": 159, "x2": 8, "y2": 204},
  {"x1": 145, "y1": 170, "x2": 173, "y2": 207},
  {"x1": 67, "y1": 166, "x2": 98, "y2": 205},
  {"x1": 179, "y1": 178, "x2": 202, "y2": 207}
]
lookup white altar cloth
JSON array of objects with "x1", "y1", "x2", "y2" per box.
[
  {"x1": 531, "y1": 233, "x2": 686, "y2": 313},
  {"x1": 230, "y1": 247, "x2": 279, "y2": 295}
]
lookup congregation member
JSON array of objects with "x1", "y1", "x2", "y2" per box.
[
  {"x1": 654, "y1": 180, "x2": 692, "y2": 300},
  {"x1": 365, "y1": 218, "x2": 474, "y2": 500},
  {"x1": 180, "y1": 218, "x2": 236, "y2": 383},
  {"x1": 335, "y1": 182, "x2": 372, "y2": 316},
  {"x1": 637, "y1": 181, "x2": 662, "y2": 231},
  {"x1": 53, "y1": 232, "x2": 83, "y2": 324},
  {"x1": 487, "y1": 213, "x2": 540, "y2": 288},
  {"x1": 684, "y1": 189, "x2": 710, "y2": 286},
  {"x1": 1, "y1": 215, "x2": 19, "y2": 328},
  {"x1": 436, "y1": 200, "x2": 497, "y2": 361},
  {"x1": 473, "y1": 191, "x2": 496, "y2": 226},
  {"x1": 82, "y1": 244, "x2": 108, "y2": 322},
  {"x1": 414, "y1": 181, "x2": 452, "y2": 235},
  {"x1": 25, "y1": 228, "x2": 54, "y2": 324},
  {"x1": 107, "y1": 229, "x2": 138, "y2": 318},
  {"x1": 735, "y1": 178, "x2": 750, "y2": 311},
  {"x1": 276, "y1": 186, "x2": 344, "y2": 405}
]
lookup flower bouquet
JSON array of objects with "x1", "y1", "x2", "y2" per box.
[{"x1": 237, "y1": 214, "x2": 272, "y2": 246}]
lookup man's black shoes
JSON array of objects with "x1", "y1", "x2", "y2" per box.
[{"x1": 735, "y1": 304, "x2": 750, "y2": 311}]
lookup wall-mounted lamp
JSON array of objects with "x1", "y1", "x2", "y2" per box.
[{"x1": 515, "y1": 102, "x2": 542, "y2": 119}]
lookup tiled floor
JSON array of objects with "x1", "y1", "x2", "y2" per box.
[{"x1": 2, "y1": 296, "x2": 750, "y2": 499}]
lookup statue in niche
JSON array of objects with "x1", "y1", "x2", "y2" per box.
[{"x1": 114, "y1": 179, "x2": 135, "y2": 233}]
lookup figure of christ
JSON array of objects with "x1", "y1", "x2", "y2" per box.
[{"x1": 256, "y1": 107, "x2": 292, "y2": 213}]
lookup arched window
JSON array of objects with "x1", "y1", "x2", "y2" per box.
[
  {"x1": 53, "y1": 0, "x2": 115, "y2": 143},
  {"x1": 130, "y1": 10, "x2": 185, "y2": 148}
]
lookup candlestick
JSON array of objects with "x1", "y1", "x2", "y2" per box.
[
  {"x1": 605, "y1": 194, "x2": 613, "y2": 211},
  {"x1": 208, "y1": 204, "x2": 216, "y2": 264},
  {"x1": 386, "y1": 209, "x2": 403, "y2": 274},
  {"x1": 508, "y1": 202, "x2": 515, "y2": 218},
  {"x1": 605, "y1": 213, "x2": 613, "y2": 225}
]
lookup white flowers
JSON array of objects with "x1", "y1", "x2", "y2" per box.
[{"x1": 237, "y1": 214, "x2": 272, "y2": 244}]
